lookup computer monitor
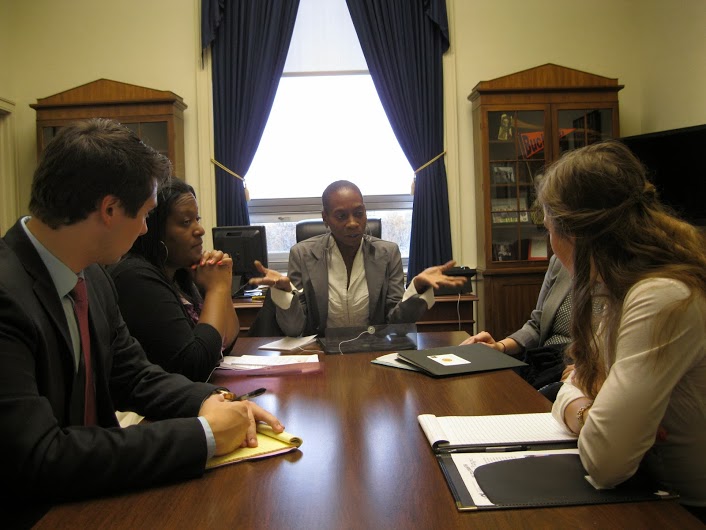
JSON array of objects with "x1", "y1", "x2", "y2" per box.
[
  {"x1": 621, "y1": 124, "x2": 706, "y2": 228},
  {"x1": 212, "y1": 225, "x2": 268, "y2": 297}
]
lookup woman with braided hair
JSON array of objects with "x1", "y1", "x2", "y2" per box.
[{"x1": 537, "y1": 140, "x2": 706, "y2": 519}]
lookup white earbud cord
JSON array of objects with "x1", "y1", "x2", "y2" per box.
[{"x1": 337, "y1": 327, "x2": 375, "y2": 355}]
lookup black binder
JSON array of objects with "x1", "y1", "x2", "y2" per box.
[
  {"x1": 397, "y1": 343, "x2": 526, "y2": 377},
  {"x1": 418, "y1": 412, "x2": 678, "y2": 511},
  {"x1": 438, "y1": 452, "x2": 677, "y2": 511}
]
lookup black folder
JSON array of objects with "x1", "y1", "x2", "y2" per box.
[
  {"x1": 438, "y1": 453, "x2": 677, "y2": 511},
  {"x1": 397, "y1": 343, "x2": 526, "y2": 377},
  {"x1": 419, "y1": 412, "x2": 678, "y2": 511}
]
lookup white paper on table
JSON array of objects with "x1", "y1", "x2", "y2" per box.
[
  {"x1": 370, "y1": 353, "x2": 420, "y2": 371},
  {"x1": 219, "y1": 354, "x2": 319, "y2": 370},
  {"x1": 257, "y1": 335, "x2": 318, "y2": 352}
]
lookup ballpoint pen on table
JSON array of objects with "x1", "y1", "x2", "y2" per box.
[
  {"x1": 216, "y1": 387, "x2": 267, "y2": 401},
  {"x1": 234, "y1": 387, "x2": 267, "y2": 401}
]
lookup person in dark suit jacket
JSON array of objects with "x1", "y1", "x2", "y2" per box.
[
  {"x1": 250, "y1": 180, "x2": 466, "y2": 337},
  {"x1": 109, "y1": 179, "x2": 239, "y2": 382},
  {"x1": 0, "y1": 119, "x2": 282, "y2": 527}
]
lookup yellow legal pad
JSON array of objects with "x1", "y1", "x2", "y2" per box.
[{"x1": 206, "y1": 424, "x2": 303, "y2": 469}]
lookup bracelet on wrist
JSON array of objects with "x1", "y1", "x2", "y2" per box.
[
  {"x1": 576, "y1": 401, "x2": 594, "y2": 428},
  {"x1": 497, "y1": 341, "x2": 506, "y2": 353}
]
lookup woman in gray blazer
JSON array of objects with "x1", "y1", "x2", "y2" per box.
[
  {"x1": 250, "y1": 180, "x2": 466, "y2": 337},
  {"x1": 462, "y1": 255, "x2": 572, "y2": 395}
]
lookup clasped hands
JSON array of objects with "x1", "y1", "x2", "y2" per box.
[
  {"x1": 200, "y1": 393, "x2": 284, "y2": 456},
  {"x1": 190, "y1": 250, "x2": 233, "y2": 292}
]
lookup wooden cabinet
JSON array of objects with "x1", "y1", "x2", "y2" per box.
[
  {"x1": 468, "y1": 64, "x2": 622, "y2": 338},
  {"x1": 416, "y1": 294, "x2": 478, "y2": 334},
  {"x1": 30, "y1": 79, "x2": 187, "y2": 177}
]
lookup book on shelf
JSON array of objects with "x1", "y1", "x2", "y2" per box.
[
  {"x1": 491, "y1": 197, "x2": 528, "y2": 212},
  {"x1": 491, "y1": 212, "x2": 518, "y2": 223},
  {"x1": 418, "y1": 412, "x2": 677, "y2": 511},
  {"x1": 206, "y1": 424, "x2": 303, "y2": 469}
]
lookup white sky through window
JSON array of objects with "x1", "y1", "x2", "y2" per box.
[{"x1": 245, "y1": 0, "x2": 412, "y2": 200}]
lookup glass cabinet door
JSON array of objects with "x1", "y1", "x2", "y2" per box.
[
  {"x1": 487, "y1": 110, "x2": 548, "y2": 263},
  {"x1": 124, "y1": 121, "x2": 169, "y2": 158},
  {"x1": 557, "y1": 108, "x2": 613, "y2": 154}
]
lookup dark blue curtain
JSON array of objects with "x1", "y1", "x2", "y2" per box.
[
  {"x1": 346, "y1": 0, "x2": 451, "y2": 281},
  {"x1": 202, "y1": 0, "x2": 299, "y2": 226}
]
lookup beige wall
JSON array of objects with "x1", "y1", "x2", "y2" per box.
[
  {"x1": 2, "y1": 0, "x2": 704, "y2": 266},
  {"x1": 638, "y1": 0, "x2": 706, "y2": 132},
  {"x1": 447, "y1": 0, "x2": 646, "y2": 268},
  {"x1": 2, "y1": 0, "x2": 212, "y2": 232},
  {"x1": 0, "y1": 0, "x2": 13, "y2": 97}
]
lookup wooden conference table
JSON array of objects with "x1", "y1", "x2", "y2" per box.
[{"x1": 35, "y1": 332, "x2": 701, "y2": 529}]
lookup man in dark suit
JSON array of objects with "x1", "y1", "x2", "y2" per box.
[{"x1": 0, "y1": 119, "x2": 282, "y2": 527}]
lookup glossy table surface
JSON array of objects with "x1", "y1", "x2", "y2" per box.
[{"x1": 34, "y1": 333, "x2": 703, "y2": 529}]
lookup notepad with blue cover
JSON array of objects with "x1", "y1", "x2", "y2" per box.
[
  {"x1": 317, "y1": 323, "x2": 418, "y2": 354},
  {"x1": 397, "y1": 343, "x2": 526, "y2": 377}
]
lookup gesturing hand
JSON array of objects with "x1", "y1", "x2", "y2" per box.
[
  {"x1": 248, "y1": 260, "x2": 293, "y2": 292},
  {"x1": 412, "y1": 260, "x2": 467, "y2": 293}
]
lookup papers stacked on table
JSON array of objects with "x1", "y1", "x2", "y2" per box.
[{"x1": 219, "y1": 354, "x2": 320, "y2": 371}]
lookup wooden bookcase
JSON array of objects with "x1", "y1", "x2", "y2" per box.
[
  {"x1": 30, "y1": 79, "x2": 187, "y2": 177},
  {"x1": 468, "y1": 64, "x2": 623, "y2": 338}
]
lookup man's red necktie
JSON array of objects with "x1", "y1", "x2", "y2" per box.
[{"x1": 71, "y1": 277, "x2": 97, "y2": 426}]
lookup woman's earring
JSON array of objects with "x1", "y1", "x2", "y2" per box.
[{"x1": 158, "y1": 240, "x2": 169, "y2": 264}]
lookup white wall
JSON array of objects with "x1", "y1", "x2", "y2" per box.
[
  {"x1": 638, "y1": 0, "x2": 706, "y2": 132},
  {"x1": 2, "y1": 0, "x2": 211, "y2": 229},
  {"x1": 446, "y1": 0, "x2": 646, "y2": 268},
  {"x1": 2, "y1": 0, "x2": 705, "y2": 266},
  {"x1": 444, "y1": 0, "x2": 706, "y2": 268},
  {"x1": 0, "y1": 0, "x2": 12, "y2": 97}
]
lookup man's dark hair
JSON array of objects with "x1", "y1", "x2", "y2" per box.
[
  {"x1": 29, "y1": 118, "x2": 172, "y2": 228},
  {"x1": 321, "y1": 180, "x2": 363, "y2": 213}
]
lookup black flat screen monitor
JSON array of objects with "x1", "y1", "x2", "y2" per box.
[
  {"x1": 621, "y1": 124, "x2": 706, "y2": 227},
  {"x1": 212, "y1": 225, "x2": 268, "y2": 297}
]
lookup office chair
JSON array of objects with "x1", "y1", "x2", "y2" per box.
[
  {"x1": 247, "y1": 289, "x2": 285, "y2": 337},
  {"x1": 295, "y1": 218, "x2": 382, "y2": 243}
]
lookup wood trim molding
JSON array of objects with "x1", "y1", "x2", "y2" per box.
[{"x1": 0, "y1": 97, "x2": 19, "y2": 235}]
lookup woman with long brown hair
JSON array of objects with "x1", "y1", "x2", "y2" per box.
[{"x1": 537, "y1": 140, "x2": 706, "y2": 518}]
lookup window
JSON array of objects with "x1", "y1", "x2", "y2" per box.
[{"x1": 246, "y1": 0, "x2": 413, "y2": 271}]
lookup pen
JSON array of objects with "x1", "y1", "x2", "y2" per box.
[
  {"x1": 444, "y1": 444, "x2": 527, "y2": 453},
  {"x1": 484, "y1": 445, "x2": 526, "y2": 453},
  {"x1": 233, "y1": 387, "x2": 267, "y2": 401}
]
